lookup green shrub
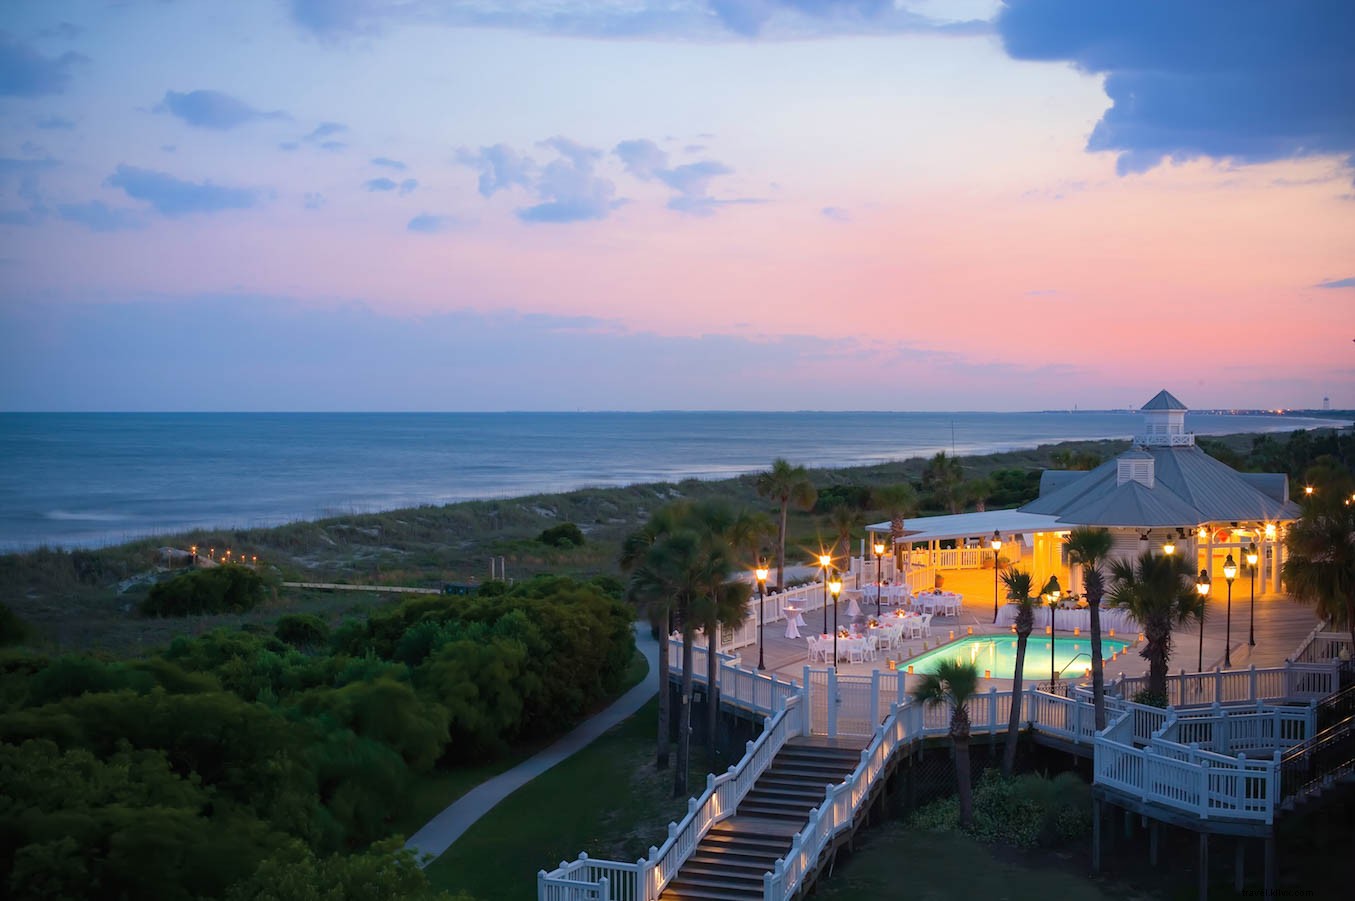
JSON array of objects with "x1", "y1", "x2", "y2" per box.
[
  {"x1": 140, "y1": 565, "x2": 266, "y2": 617},
  {"x1": 906, "y1": 770, "x2": 1092, "y2": 850},
  {"x1": 1131, "y1": 688, "x2": 1168, "y2": 708},
  {"x1": 275, "y1": 614, "x2": 329, "y2": 648},
  {"x1": 538, "y1": 522, "x2": 584, "y2": 548},
  {"x1": 0, "y1": 601, "x2": 30, "y2": 646}
]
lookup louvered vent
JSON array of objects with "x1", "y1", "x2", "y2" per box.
[{"x1": 1117, "y1": 455, "x2": 1155, "y2": 488}]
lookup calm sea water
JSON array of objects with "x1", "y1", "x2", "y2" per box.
[{"x1": 0, "y1": 411, "x2": 1341, "y2": 550}]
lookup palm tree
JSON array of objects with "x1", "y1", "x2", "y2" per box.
[
  {"x1": 999, "y1": 568, "x2": 1036, "y2": 777},
  {"x1": 1065, "y1": 527, "x2": 1114, "y2": 729},
  {"x1": 1106, "y1": 550, "x2": 1204, "y2": 701},
  {"x1": 911, "y1": 660, "x2": 981, "y2": 827},
  {"x1": 1283, "y1": 494, "x2": 1355, "y2": 648},
  {"x1": 872, "y1": 483, "x2": 918, "y2": 575},
  {"x1": 756, "y1": 459, "x2": 817, "y2": 590},
  {"x1": 922, "y1": 452, "x2": 965, "y2": 514},
  {"x1": 726, "y1": 508, "x2": 774, "y2": 571},
  {"x1": 626, "y1": 526, "x2": 712, "y2": 796},
  {"x1": 621, "y1": 507, "x2": 684, "y2": 772},
  {"x1": 825, "y1": 503, "x2": 857, "y2": 573},
  {"x1": 962, "y1": 476, "x2": 995, "y2": 512}
]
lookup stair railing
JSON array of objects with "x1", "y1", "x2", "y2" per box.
[{"x1": 1279, "y1": 713, "x2": 1355, "y2": 805}]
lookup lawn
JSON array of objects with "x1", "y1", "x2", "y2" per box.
[
  {"x1": 424, "y1": 696, "x2": 710, "y2": 900},
  {"x1": 815, "y1": 825, "x2": 1152, "y2": 901}
]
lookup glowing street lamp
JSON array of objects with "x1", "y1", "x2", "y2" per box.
[
  {"x1": 830, "y1": 579, "x2": 843, "y2": 671},
  {"x1": 1223, "y1": 553, "x2": 1237, "y2": 667},
  {"x1": 1196, "y1": 569, "x2": 1211, "y2": 672},
  {"x1": 873, "y1": 539, "x2": 887, "y2": 616},
  {"x1": 756, "y1": 564, "x2": 769, "y2": 671},
  {"x1": 990, "y1": 531, "x2": 1003, "y2": 623},
  {"x1": 1245, "y1": 541, "x2": 1258, "y2": 647},
  {"x1": 1043, "y1": 575, "x2": 1061, "y2": 688},
  {"x1": 819, "y1": 553, "x2": 833, "y2": 635},
  {"x1": 1162, "y1": 537, "x2": 1176, "y2": 556}
]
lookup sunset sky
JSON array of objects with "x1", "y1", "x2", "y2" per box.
[{"x1": 1, "y1": 0, "x2": 1352, "y2": 412}]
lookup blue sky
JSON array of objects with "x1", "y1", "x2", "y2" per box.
[{"x1": 1, "y1": 1, "x2": 1353, "y2": 411}]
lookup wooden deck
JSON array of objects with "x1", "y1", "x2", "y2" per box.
[{"x1": 742, "y1": 566, "x2": 1321, "y2": 687}]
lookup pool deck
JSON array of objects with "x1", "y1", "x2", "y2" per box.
[{"x1": 743, "y1": 567, "x2": 1322, "y2": 689}]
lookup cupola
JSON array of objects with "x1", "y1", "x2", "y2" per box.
[{"x1": 1138, "y1": 389, "x2": 1193, "y2": 447}]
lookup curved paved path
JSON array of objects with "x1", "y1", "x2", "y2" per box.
[{"x1": 406, "y1": 622, "x2": 660, "y2": 863}]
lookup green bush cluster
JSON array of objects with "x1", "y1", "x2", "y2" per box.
[
  {"x1": 141, "y1": 564, "x2": 268, "y2": 617},
  {"x1": 1131, "y1": 688, "x2": 1168, "y2": 708},
  {"x1": 274, "y1": 613, "x2": 329, "y2": 647},
  {"x1": 0, "y1": 575, "x2": 634, "y2": 899},
  {"x1": 0, "y1": 602, "x2": 28, "y2": 646},
  {"x1": 907, "y1": 770, "x2": 1092, "y2": 849},
  {"x1": 538, "y1": 522, "x2": 585, "y2": 548}
]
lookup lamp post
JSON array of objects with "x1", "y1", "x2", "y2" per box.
[
  {"x1": 819, "y1": 553, "x2": 833, "y2": 635},
  {"x1": 990, "y1": 531, "x2": 1002, "y2": 623},
  {"x1": 1246, "y1": 540, "x2": 1258, "y2": 647},
  {"x1": 1196, "y1": 569, "x2": 1210, "y2": 672},
  {"x1": 873, "y1": 539, "x2": 886, "y2": 616},
  {"x1": 1162, "y1": 537, "x2": 1176, "y2": 557},
  {"x1": 830, "y1": 579, "x2": 843, "y2": 672},
  {"x1": 1223, "y1": 553, "x2": 1237, "y2": 667},
  {"x1": 1044, "y1": 575, "x2": 1061, "y2": 689},
  {"x1": 756, "y1": 564, "x2": 769, "y2": 671}
]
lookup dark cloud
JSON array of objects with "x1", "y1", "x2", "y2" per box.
[
  {"x1": 820, "y1": 206, "x2": 850, "y2": 222},
  {"x1": 371, "y1": 156, "x2": 406, "y2": 170},
  {"x1": 104, "y1": 165, "x2": 260, "y2": 217},
  {"x1": 1315, "y1": 277, "x2": 1355, "y2": 289},
  {"x1": 518, "y1": 138, "x2": 616, "y2": 223},
  {"x1": 156, "y1": 90, "x2": 288, "y2": 130},
  {"x1": 285, "y1": 0, "x2": 988, "y2": 41},
  {"x1": 407, "y1": 213, "x2": 458, "y2": 233},
  {"x1": 365, "y1": 177, "x2": 398, "y2": 192},
  {"x1": 399, "y1": 178, "x2": 417, "y2": 195},
  {"x1": 304, "y1": 192, "x2": 326, "y2": 210},
  {"x1": 57, "y1": 201, "x2": 142, "y2": 232},
  {"x1": 0, "y1": 157, "x2": 60, "y2": 177},
  {"x1": 319, "y1": 140, "x2": 346, "y2": 152},
  {"x1": 0, "y1": 32, "x2": 85, "y2": 96},
  {"x1": 997, "y1": 1, "x2": 1355, "y2": 176},
  {"x1": 0, "y1": 207, "x2": 45, "y2": 227},
  {"x1": 35, "y1": 115, "x2": 75, "y2": 130}
]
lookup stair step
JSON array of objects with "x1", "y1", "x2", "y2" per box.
[
  {"x1": 687, "y1": 851, "x2": 782, "y2": 871},
  {"x1": 743, "y1": 782, "x2": 828, "y2": 800},
  {"x1": 668, "y1": 873, "x2": 765, "y2": 893},
  {"x1": 702, "y1": 826, "x2": 795, "y2": 848},
  {"x1": 679, "y1": 863, "x2": 766, "y2": 883},
  {"x1": 661, "y1": 886, "x2": 762, "y2": 901}
]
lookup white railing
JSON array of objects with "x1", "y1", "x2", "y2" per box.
[
  {"x1": 1292, "y1": 625, "x2": 1351, "y2": 665},
  {"x1": 904, "y1": 546, "x2": 1022, "y2": 570},
  {"x1": 1158, "y1": 703, "x2": 1315, "y2": 756},
  {"x1": 1095, "y1": 733, "x2": 1279, "y2": 823},
  {"x1": 1115, "y1": 661, "x2": 1342, "y2": 707},
  {"x1": 537, "y1": 689, "x2": 805, "y2": 901}
]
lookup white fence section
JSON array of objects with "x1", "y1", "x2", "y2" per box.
[
  {"x1": 1115, "y1": 661, "x2": 1342, "y2": 707},
  {"x1": 545, "y1": 635, "x2": 1335, "y2": 900},
  {"x1": 1291, "y1": 624, "x2": 1352, "y2": 665}
]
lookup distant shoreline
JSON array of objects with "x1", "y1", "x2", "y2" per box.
[{"x1": 1, "y1": 413, "x2": 1347, "y2": 554}]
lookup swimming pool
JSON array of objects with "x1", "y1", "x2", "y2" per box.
[{"x1": 903, "y1": 635, "x2": 1132, "y2": 681}]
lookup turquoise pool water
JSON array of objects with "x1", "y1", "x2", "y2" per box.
[{"x1": 904, "y1": 635, "x2": 1131, "y2": 681}]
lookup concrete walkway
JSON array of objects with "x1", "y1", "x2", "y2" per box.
[{"x1": 406, "y1": 622, "x2": 660, "y2": 863}]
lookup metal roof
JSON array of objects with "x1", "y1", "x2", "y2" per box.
[
  {"x1": 866, "y1": 508, "x2": 1065, "y2": 544},
  {"x1": 1141, "y1": 389, "x2": 1188, "y2": 411},
  {"x1": 1021, "y1": 445, "x2": 1300, "y2": 526}
]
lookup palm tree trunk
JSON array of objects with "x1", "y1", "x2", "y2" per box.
[
  {"x1": 1001, "y1": 632, "x2": 1030, "y2": 776},
  {"x1": 776, "y1": 500, "x2": 789, "y2": 590},
  {"x1": 953, "y1": 729, "x2": 973, "y2": 828},
  {"x1": 656, "y1": 624, "x2": 670, "y2": 770},
  {"x1": 675, "y1": 629, "x2": 695, "y2": 798},
  {"x1": 1145, "y1": 621, "x2": 1169, "y2": 699},
  {"x1": 1089, "y1": 596, "x2": 1106, "y2": 730},
  {"x1": 705, "y1": 617, "x2": 719, "y2": 765}
]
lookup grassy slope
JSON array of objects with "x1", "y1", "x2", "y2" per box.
[
  {"x1": 5, "y1": 433, "x2": 1275, "y2": 655},
  {"x1": 424, "y1": 696, "x2": 709, "y2": 900}
]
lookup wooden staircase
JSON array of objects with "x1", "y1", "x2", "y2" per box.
[{"x1": 659, "y1": 738, "x2": 864, "y2": 901}]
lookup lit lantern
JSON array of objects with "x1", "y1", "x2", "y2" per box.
[
  {"x1": 1045, "y1": 626, "x2": 1052, "y2": 635},
  {"x1": 967, "y1": 626, "x2": 974, "y2": 635},
  {"x1": 907, "y1": 665, "x2": 914, "y2": 674},
  {"x1": 949, "y1": 630, "x2": 955, "y2": 641},
  {"x1": 984, "y1": 670, "x2": 992, "y2": 679},
  {"x1": 1108, "y1": 628, "x2": 1115, "y2": 637},
  {"x1": 1073, "y1": 627, "x2": 1081, "y2": 636}
]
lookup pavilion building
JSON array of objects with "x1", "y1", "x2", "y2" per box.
[{"x1": 867, "y1": 390, "x2": 1301, "y2": 598}]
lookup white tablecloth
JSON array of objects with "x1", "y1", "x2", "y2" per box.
[
  {"x1": 994, "y1": 605, "x2": 1139, "y2": 635},
  {"x1": 914, "y1": 592, "x2": 962, "y2": 615}
]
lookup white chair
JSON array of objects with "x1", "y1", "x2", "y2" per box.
[
  {"x1": 808, "y1": 636, "x2": 830, "y2": 664},
  {"x1": 848, "y1": 639, "x2": 867, "y2": 665},
  {"x1": 919, "y1": 613, "x2": 933, "y2": 638}
]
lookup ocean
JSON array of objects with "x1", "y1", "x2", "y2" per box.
[{"x1": 0, "y1": 411, "x2": 1342, "y2": 551}]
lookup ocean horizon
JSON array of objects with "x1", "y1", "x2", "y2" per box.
[{"x1": 0, "y1": 410, "x2": 1345, "y2": 551}]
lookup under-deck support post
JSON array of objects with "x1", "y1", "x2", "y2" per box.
[
  {"x1": 1198, "y1": 832, "x2": 1209, "y2": 901},
  {"x1": 1264, "y1": 833, "x2": 1276, "y2": 898},
  {"x1": 1123, "y1": 809, "x2": 1134, "y2": 838},
  {"x1": 1091, "y1": 798, "x2": 1102, "y2": 874},
  {"x1": 1149, "y1": 821, "x2": 1159, "y2": 866},
  {"x1": 1234, "y1": 840, "x2": 1244, "y2": 892}
]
